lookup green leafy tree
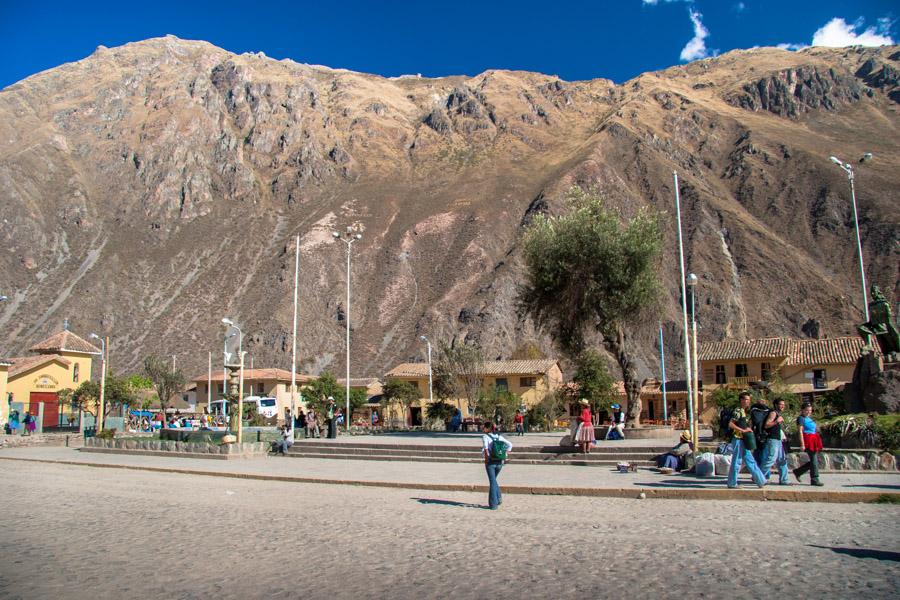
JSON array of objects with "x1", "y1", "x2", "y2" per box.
[
  {"x1": 303, "y1": 371, "x2": 343, "y2": 412},
  {"x1": 520, "y1": 186, "x2": 663, "y2": 426},
  {"x1": 381, "y1": 378, "x2": 420, "y2": 427},
  {"x1": 425, "y1": 400, "x2": 457, "y2": 428},
  {"x1": 71, "y1": 380, "x2": 101, "y2": 418},
  {"x1": 143, "y1": 355, "x2": 186, "y2": 427},
  {"x1": 572, "y1": 349, "x2": 619, "y2": 414},
  {"x1": 528, "y1": 389, "x2": 569, "y2": 431},
  {"x1": 476, "y1": 389, "x2": 521, "y2": 430}
]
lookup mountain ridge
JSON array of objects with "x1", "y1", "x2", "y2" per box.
[{"x1": 1, "y1": 36, "x2": 897, "y2": 381}]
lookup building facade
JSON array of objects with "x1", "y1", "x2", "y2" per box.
[
  {"x1": 2, "y1": 330, "x2": 100, "y2": 428},
  {"x1": 699, "y1": 336, "x2": 864, "y2": 401},
  {"x1": 383, "y1": 359, "x2": 564, "y2": 425},
  {"x1": 193, "y1": 368, "x2": 315, "y2": 422}
]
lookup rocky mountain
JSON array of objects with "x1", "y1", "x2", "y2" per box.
[{"x1": 1, "y1": 36, "x2": 898, "y2": 380}]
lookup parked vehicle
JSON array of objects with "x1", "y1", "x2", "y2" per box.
[{"x1": 243, "y1": 396, "x2": 278, "y2": 418}]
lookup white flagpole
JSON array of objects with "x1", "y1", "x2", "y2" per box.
[
  {"x1": 674, "y1": 171, "x2": 694, "y2": 426},
  {"x1": 291, "y1": 234, "x2": 300, "y2": 422}
]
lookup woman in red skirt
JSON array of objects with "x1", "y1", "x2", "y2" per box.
[
  {"x1": 793, "y1": 403, "x2": 824, "y2": 486},
  {"x1": 575, "y1": 399, "x2": 595, "y2": 454}
]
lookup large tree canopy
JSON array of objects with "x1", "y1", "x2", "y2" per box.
[{"x1": 520, "y1": 186, "x2": 664, "y2": 424}]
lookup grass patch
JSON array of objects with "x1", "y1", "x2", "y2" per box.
[{"x1": 872, "y1": 494, "x2": 900, "y2": 505}]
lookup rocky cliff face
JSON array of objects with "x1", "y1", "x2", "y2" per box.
[{"x1": 0, "y1": 37, "x2": 897, "y2": 380}]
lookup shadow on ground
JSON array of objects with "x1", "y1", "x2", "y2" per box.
[
  {"x1": 413, "y1": 497, "x2": 487, "y2": 509},
  {"x1": 808, "y1": 545, "x2": 900, "y2": 562}
]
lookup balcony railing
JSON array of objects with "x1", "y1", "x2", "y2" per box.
[{"x1": 728, "y1": 376, "x2": 751, "y2": 387}]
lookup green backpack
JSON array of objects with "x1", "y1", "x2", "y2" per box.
[{"x1": 489, "y1": 434, "x2": 508, "y2": 462}]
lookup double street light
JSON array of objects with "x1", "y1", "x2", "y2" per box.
[
  {"x1": 830, "y1": 154, "x2": 872, "y2": 322},
  {"x1": 333, "y1": 227, "x2": 362, "y2": 431}
]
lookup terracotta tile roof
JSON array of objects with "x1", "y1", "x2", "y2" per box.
[
  {"x1": 7, "y1": 354, "x2": 72, "y2": 378},
  {"x1": 699, "y1": 337, "x2": 865, "y2": 366},
  {"x1": 788, "y1": 337, "x2": 868, "y2": 366},
  {"x1": 385, "y1": 359, "x2": 559, "y2": 378},
  {"x1": 192, "y1": 368, "x2": 316, "y2": 383},
  {"x1": 29, "y1": 330, "x2": 101, "y2": 355},
  {"x1": 337, "y1": 378, "x2": 381, "y2": 388}
]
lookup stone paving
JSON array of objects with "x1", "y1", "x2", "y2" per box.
[
  {"x1": 1, "y1": 446, "x2": 898, "y2": 499},
  {"x1": 0, "y1": 459, "x2": 897, "y2": 600}
]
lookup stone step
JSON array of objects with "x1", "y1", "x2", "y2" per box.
[
  {"x1": 287, "y1": 446, "x2": 657, "y2": 461},
  {"x1": 292, "y1": 441, "x2": 674, "y2": 454},
  {"x1": 283, "y1": 451, "x2": 656, "y2": 467}
]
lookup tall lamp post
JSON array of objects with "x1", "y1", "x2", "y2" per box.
[
  {"x1": 420, "y1": 335, "x2": 433, "y2": 405},
  {"x1": 830, "y1": 154, "x2": 872, "y2": 322},
  {"x1": 333, "y1": 227, "x2": 362, "y2": 431},
  {"x1": 686, "y1": 274, "x2": 700, "y2": 448},
  {"x1": 89, "y1": 333, "x2": 107, "y2": 432},
  {"x1": 222, "y1": 331, "x2": 236, "y2": 417}
]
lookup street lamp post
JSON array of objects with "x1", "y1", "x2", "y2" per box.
[
  {"x1": 420, "y1": 336, "x2": 433, "y2": 405},
  {"x1": 89, "y1": 334, "x2": 107, "y2": 432},
  {"x1": 238, "y1": 351, "x2": 246, "y2": 443},
  {"x1": 686, "y1": 274, "x2": 700, "y2": 449},
  {"x1": 222, "y1": 332, "x2": 235, "y2": 417},
  {"x1": 333, "y1": 228, "x2": 362, "y2": 431},
  {"x1": 830, "y1": 155, "x2": 871, "y2": 322}
]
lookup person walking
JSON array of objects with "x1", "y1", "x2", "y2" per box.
[
  {"x1": 305, "y1": 408, "x2": 320, "y2": 439},
  {"x1": 575, "y1": 399, "x2": 595, "y2": 454},
  {"x1": 793, "y1": 403, "x2": 824, "y2": 487},
  {"x1": 326, "y1": 397, "x2": 337, "y2": 439},
  {"x1": 759, "y1": 398, "x2": 790, "y2": 485},
  {"x1": 23, "y1": 411, "x2": 36, "y2": 436},
  {"x1": 8, "y1": 410, "x2": 20, "y2": 435},
  {"x1": 514, "y1": 409, "x2": 525, "y2": 437},
  {"x1": 482, "y1": 421, "x2": 512, "y2": 510},
  {"x1": 726, "y1": 392, "x2": 767, "y2": 489}
]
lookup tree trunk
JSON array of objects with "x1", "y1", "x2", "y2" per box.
[{"x1": 606, "y1": 326, "x2": 641, "y2": 427}]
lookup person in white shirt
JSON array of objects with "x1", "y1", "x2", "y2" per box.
[{"x1": 481, "y1": 422, "x2": 513, "y2": 510}]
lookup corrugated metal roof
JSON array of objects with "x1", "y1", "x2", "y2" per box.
[
  {"x1": 699, "y1": 336, "x2": 865, "y2": 366},
  {"x1": 385, "y1": 359, "x2": 559, "y2": 378},
  {"x1": 29, "y1": 331, "x2": 101, "y2": 355}
]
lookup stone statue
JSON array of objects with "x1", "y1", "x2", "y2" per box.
[{"x1": 857, "y1": 285, "x2": 900, "y2": 363}]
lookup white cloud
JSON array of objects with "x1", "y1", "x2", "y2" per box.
[
  {"x1": 680, "y1": 9, "x2": 711, "y2": 61},
  {"x1": 735, "y1": 2, "x2": 746, "y2": 12},
  {"x1": 811, "y1": 17, "x2": 895, "y2": 47},
  {"x1": 776, "y1": 42, "x2": 808, "y2": 51}
]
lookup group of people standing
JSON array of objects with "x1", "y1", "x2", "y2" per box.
[
  {"x1": 3, "y1": 410, "x2": 38, "y2": 436},
  {"x1": 291, "y1": 397, "x2": 342, "y2": 441},
  {"x1": 727, "y1": 391, "x2": 824, "y2": 488}
]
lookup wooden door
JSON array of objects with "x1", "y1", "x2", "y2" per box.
[{"x1": 30, "y1": 392, "x2": 60, "y2": 428}]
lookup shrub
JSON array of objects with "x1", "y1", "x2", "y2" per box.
[
  {"x1": 95, "y1": 428, "x2": 116, "y2": 440},
  {"x1": 425, "y1": 400, "x2": 456, "y2": 427}
]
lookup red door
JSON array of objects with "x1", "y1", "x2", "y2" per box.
[{"x1": 30, "y1": 392, "x2": 59, "y2": 428}]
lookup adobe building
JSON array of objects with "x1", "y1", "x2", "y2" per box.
[
  {"x1": 384, "y1": 359, "x2": 563, "y2": 426},
  {"x1": 699, "y1": 336, "x2": 865, "y2": 402},
  {"x1": 192, "y1": 368, "x2": 316, "y2": 422},
  {"x1": 3, "y1": 330, "x2": 101, "y2": 428}
]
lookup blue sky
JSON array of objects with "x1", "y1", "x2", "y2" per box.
[{"x1": 0, "y1": 0, "x2": 896, "y2": 88}]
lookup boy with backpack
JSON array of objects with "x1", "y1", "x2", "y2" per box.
[
  {"x1": 758, "y1": 399, "x2": 790, "y2": 485},
  {"x1": 482, "y1": 422, "x2": 513, "y2": 510}
]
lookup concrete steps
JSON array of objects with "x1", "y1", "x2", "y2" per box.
[{"x1": 286, "y1": 440, "x2": 673, "y2": 467}]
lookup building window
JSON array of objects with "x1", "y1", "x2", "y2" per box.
[
  {"x1": 73, "y1": 363, "x2": 80, "y2": 383},
  {"x1": 735, "y1": 364, "x2": 748, "y2": 378},
  {"x1": 217, "y1": 383, "x2": 225, "y2": 395},
  {"x1": 519, "y1": 377, "x2": 537, "y2": 387},
  {"x1": 813, "y1": 369, "x2": 827, "y2": 390},
  {"x1": 495, "y1": 378, "x2": 509, "y2": 391},
  {"x1": 715, "y1": 365, "x2": 726, "y2": 384},
  {"x1": 761, "y1": 362, "x2": 772, "y2": 381},
  {"x1": 256, "y1": 382, "x2": 264, "y2": 395}
]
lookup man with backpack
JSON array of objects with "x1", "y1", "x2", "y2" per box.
[
  {"x1": 726, "y1": 392, "x2": 767, "y2": 489},
  {"x1": 482, "y1": 421, "x2": 513, "y2": 510},
  {"x1": 758, "y1": 399, "x2": 790, "y2": 485}
]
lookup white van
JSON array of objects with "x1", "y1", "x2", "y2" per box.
[{"x1": 244, "y1": 396, "x2": 279, "y2": 418}]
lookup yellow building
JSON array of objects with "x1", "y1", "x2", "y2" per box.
[
  {"x1": 384, "y1": 359, "x2": 564, "y2": 426},
  {"x1": 3, "y1": 330, "x2": 100, "y2": 428},
  {"x1": 193, "y1": 368, "x2": 316, "y2": 422},
  {"x1": 699, "y1": 336, "x2": 864, "y2": 401}
]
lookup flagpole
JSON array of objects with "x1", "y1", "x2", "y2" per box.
[
  {"x1": 290, "y1": 234, "x2": 300, "y2": 424},
  {"x1": 674, "y1": 171, "x2": 694, "y2": 427}
]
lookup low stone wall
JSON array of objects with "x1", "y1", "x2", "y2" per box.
[
  {"x1": 786, "y1": 449, "x2": 897, "y2": 471},
  {"x1": 83, "y1": 437, "x2": 268, "y2": 459},
  {"x1": 1, "y1": 433, "x2": 82, "y2": 449}
]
